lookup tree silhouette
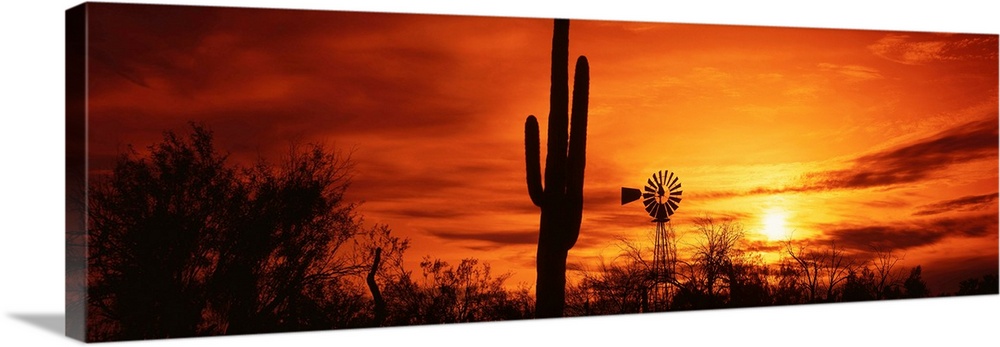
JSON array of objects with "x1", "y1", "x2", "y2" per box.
[
  {"x1": 784, "y1": 240, "x2": 854, "y2": 302},
  {"x1": 841, "y1": 267, "x2": 876, "y2": 302},
  {"x1": 568, "y1": 218, "x2": 778, "y2": 312},
  {"x1": 671, "y1": 218, "x2": 776, "y2": 309},
  {"x1": 957, "y1": 274, "x2": 999, "y2": 295},
  {"x1": 213, "y1": 140, "x2": 368, "y2": 334},
  {"x1": 86, "y1": 124, "x2": 377, "y2": 341},
  {"x1": 88, "y1": 125, "x2": 240, "y2": 340},
  {"x1": 901, "y1": 265, "x2": 929, "y2": 298},
  {"x1": 820, "y1": 242, "x2": 853, "y2": 302},
  {"x1": 724, "y1": 252, "x2": 772, "y2": 308},
  {"x1": 772, "y1": 260, "x2": 807, "y2": 305},
  {"x1": 691, "y1": 217, "x2": 744, "y2": 302},
  {"x1": 783, "y1": 240, "x2": 823, "y2": 303},
  {"x1": 376, "y1": 257, "x2": 532, "y2": 325},
  {"x1": 562, "y1": 216, "x2": 952, "y2": 312},
  {"x1": 869, "y1": 246, "x2": 904, "y2": 300},
  {"x1": 569, "y1": 253, "x2": 650, "y2": 315}
]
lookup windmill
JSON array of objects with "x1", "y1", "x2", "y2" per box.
[{"x1": 621, "y1": 170, "x2": 682, "y2": 311}]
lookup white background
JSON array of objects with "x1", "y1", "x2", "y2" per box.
[{"x1": 1, "y1": 1, "x2": 997, "y2": 346}]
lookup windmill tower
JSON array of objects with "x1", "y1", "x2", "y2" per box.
[{"x1": 621, "y1": 170, "x2": 682, "y2": 311}]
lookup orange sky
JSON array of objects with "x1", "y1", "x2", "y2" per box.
[{"x1": 84, "y1": 3, "x2": 998, "y2": 294}]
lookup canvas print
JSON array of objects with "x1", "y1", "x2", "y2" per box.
[{"x1": 66, "y1": 2, "x2": 999, "y2": 342}]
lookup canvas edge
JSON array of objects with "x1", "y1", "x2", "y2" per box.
[
  {"x1": 55, "y1": 2, "x2": 1000, "y2": 343},
  {"x1": 65, "y1": 2, "x2": 87, "y2": 342}
]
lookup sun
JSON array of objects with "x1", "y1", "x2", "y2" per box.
[{"x1": 761, "y1": 208, "x2": 790, "y2": 240}]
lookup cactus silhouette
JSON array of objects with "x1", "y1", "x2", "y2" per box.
[
  {"x1": 525, "y1": 18, "x2": 589, "y2": 318},
  {"x1": 366, "y1": 247, "x2": 386, "y2": 326}
]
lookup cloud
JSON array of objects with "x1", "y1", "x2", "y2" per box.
[
  {"x1": 809, "y1": 118, "x2": 997, "y2": 190},
  {"x1": 823, "y1": 213, "x2": 997, "y2": 251},
  {"x1": 699, "y1": 117, "x2": 998, "y2": 198},
  {"x1": 85, "y1": 4, "x2": 551, "y2": 172},
  {"x1": 428, "y1": 229, "x2": 537, "y2": 247},
  {"x1": 377, "y1": 207, "x2": 469, "y2": 220},
  {"x1": 566, "y1": 262, "x2": 588, "y2": 272},
  {"x1": 817, "y1": 63, "x2": 883, "y2": 81},
  {"x1": 862, "y1": 199, "x2": 910, "y2": 209},
  {"x1": 868, "y1": 34, "x2": 999, "y2": 65},
  {"x1": 83, "y1": 5, "x2": 560, "y2": 257},
  {"x1": 745, "y1": 240, "x2": 783, "y2": 253},
  {"x1": 913, "y1": 193, "x2": 998, "y2": 216}
]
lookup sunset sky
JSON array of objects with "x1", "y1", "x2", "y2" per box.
[{"x1": 84, "y1": 3, "x2": 998, "y2": 293}]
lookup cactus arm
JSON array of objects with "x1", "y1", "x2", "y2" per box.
[
  {"x1": 525, "y1": 115, "x2": 544, "y2": 207},
  {"x1": 564, "y1": 56, "x2": 590, "y2": 250}
]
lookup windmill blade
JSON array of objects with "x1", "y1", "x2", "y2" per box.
[
  {"x1": 670, "y1": 190, "x2": 683, "y2": 196},
  {"x1": 668, "y1": 196, "x2": 682, "y2": 204},
  {"x1": 642, "y1": 192, "x2": 655, "y2": 199},
  {"x1": 670, "y1": 183, "x2": 682, "y2": 193},
  {"x1": 652, "y1": 173, "x2": 661, "y2": 188},
  {"x1": 669, "y1": 176, "x2": 679, "y2": 190},
  {"x1": 644, "y1": 201, "x2": 657, "y2": 216},
  {"x1": 665, "y1": 201, "x2": 675, "y2": 216},
  {"x1": 621, "y1": 187, "x2": 642, "y2": 205},
  {"x1": 643, "y1": 197, "x2": 656, "y2": 208},
  {"x1": 655, "y1": 204, "x2": 668, "y2": 220},
  {"x1": 646, "y1": 178, "x2": 656, "y2": 190},
  {"x1": 667, "y1": 199, "x2": 680, "y2": 212},
  {"x1": 666, "y1": 171, "x2": 674, "y2": 187}
]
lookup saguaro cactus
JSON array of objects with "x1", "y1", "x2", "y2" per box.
[
  {"x1": 366, "y1": 247, "x2": 386, "y2": 326},
  {"x1": 525, "y1": 18, "x2": 589, "y2": 318}
]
